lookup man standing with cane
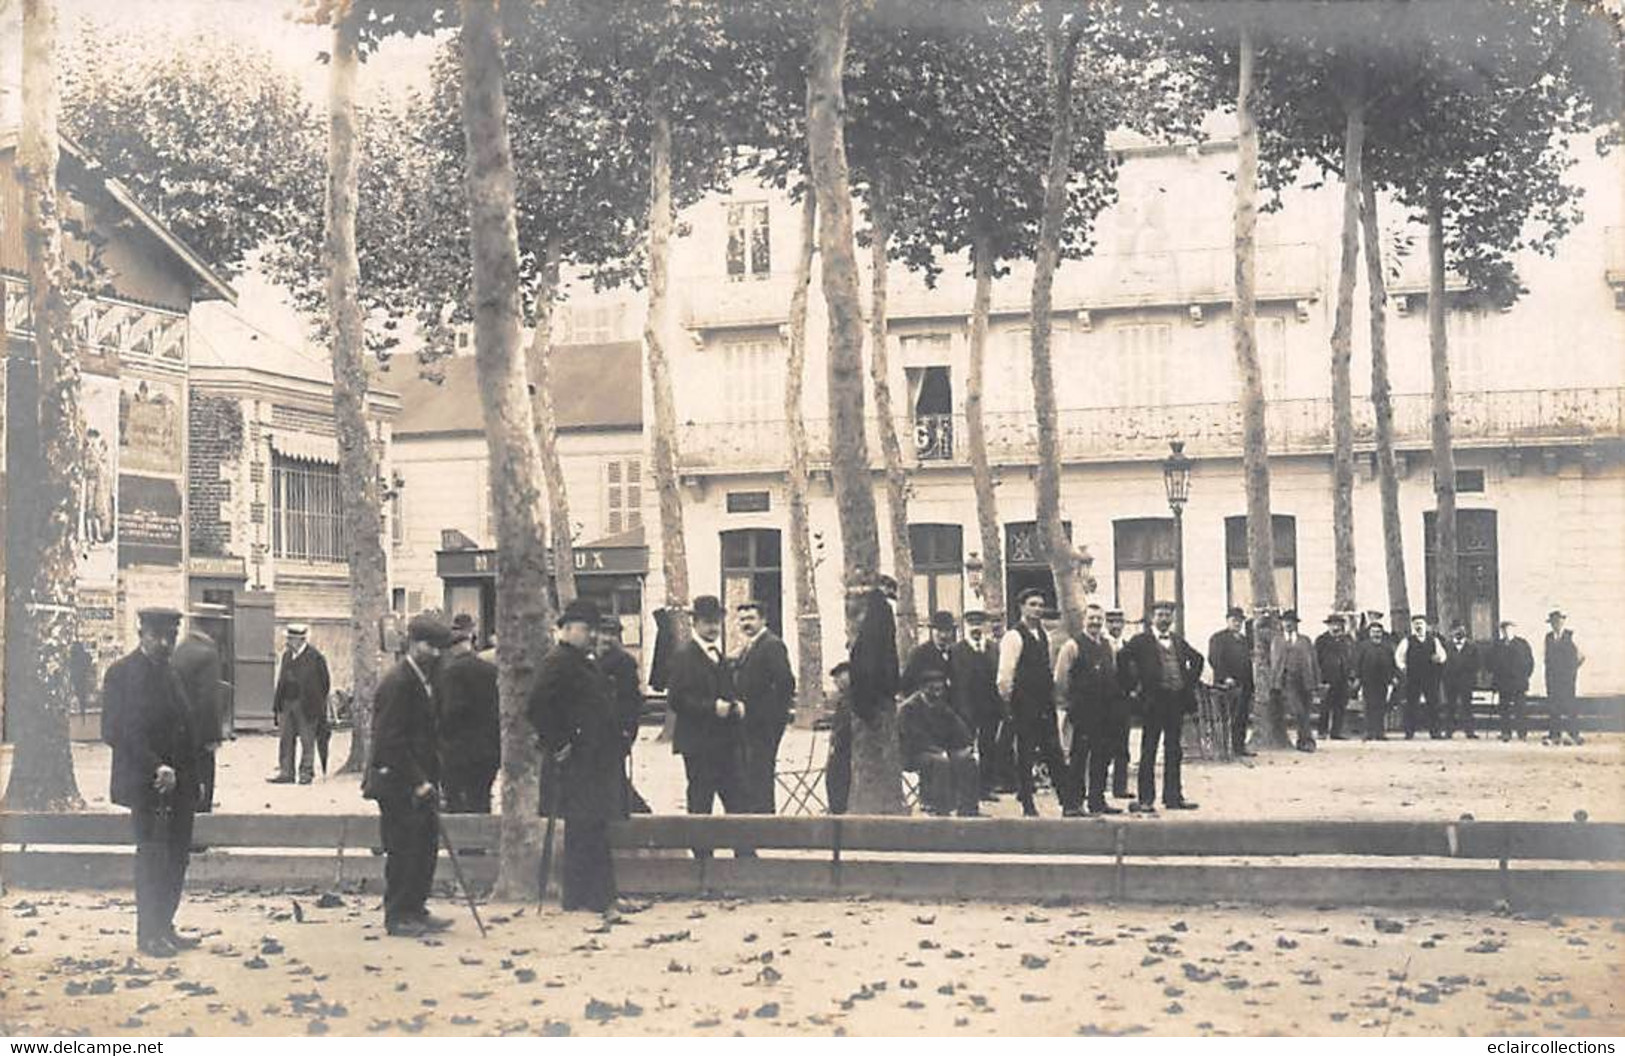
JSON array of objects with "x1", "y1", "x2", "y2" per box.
[{"x1": 365, "y1": 612, "x2": 453, "y2": 938}]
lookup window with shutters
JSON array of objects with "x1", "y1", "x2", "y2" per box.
[
  {"x1": 604, "y1": 458, "x2": 644, "y2": 535},
  {"x1": 271, "y1": 455, "x2": 346, "y2": 563},
  {"x1": 726, "y1": 201, "x2": 771, "y2": 281},
  {"x1": 720, "y1": 338, "x2": 785, "y2": 422},
  {"x1": 1447, "y1": 307, "x2": 1487, "y2": 392},
  {"x1": 1113, "y1": 322, "x2": 1173, "y2": 406},
  {"x1": 565, "y1": 302, "x2": 625, "y2": 345}
]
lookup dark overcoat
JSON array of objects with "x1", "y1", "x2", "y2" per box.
[
  {"x1": 367, "y1": 658, "x2": 439, "y2": 801},
  {"x1": 171, "y1": 631, "x2": 224, "y2": 750},
  {"x1": 437, "y1": 650, "x2": 501, "y2": 777},
  {"x1": 528, "y1": 641, "x2": 627, "y2": 822},
  {"x1": 666, "y1": 638, "x2": 742, "y2": 756},
  {"x1": 101, "y1": 649, "x2": 197, "y2": 810},
  {"x1": 274, "y1": 644, "x2": 331, "y2": 722},
  {"x1": 734, "y1": 629, "x2": 796, "y2": 734},
  {"x1": 947, "y1": 639, "x2": 1000, "y2": 725}
]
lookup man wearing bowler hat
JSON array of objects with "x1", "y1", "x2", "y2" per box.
[
  {"x1": 903, "y1": 610, "x2": 958, "y2": 695},
  {"x1": 102, "y1": 606, "x2": 200, "y2": 956},
  {"x1": 1489, "y1": 619, "x2": 1534, "y2": 741},
  {"x1": 530, "y1": 599, "x2": 627, "y2": 912},
  {"x1": 268, "y1": 623, "x2": 330, "y2": 784},
  {"x1": 1208, "y1": 606, "x2": 1254, "y2": 755},
  {"x1": 667, "y1": 595, "x2": 749, "y2": 848},
  {"x1": 366, "y1": 612, "x2": 454, "y2": 937},
  {"x1": 1315, "y1": 613, "x2": 1355, "y2": 740},
  {"x1": 1269, "y1": 610, "x2": 1321, "y2": 752},
  {"x1": 1441, "y1": 620, "x2": 1482, "y2": 739},
  {"x1": 1543, "y1": 609, "x2": 1585, "y2": 746}
]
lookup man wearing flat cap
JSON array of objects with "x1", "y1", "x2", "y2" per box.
[
  {"x1": 898, "y1": 663, "x2": 980, "y2": 817},
  {"x1": 1120, "y1": 600, "x2": 1204, "y2": 811},
  {"x1": 437, "y1": 613, "x2": 500, "y2": 813},
  {"x1": 732, "y1": 600, "x2": 795, "y2": 814},
  {"x1": 1489, "y1": 619, "x2": 1534, "y2": 741},
  {"x1": 529, "y1": 599, "x2": 627, "y2": 912},
  {"x1": 366, "y1": 611, "x2": 453, "y2": 936},
  {"x1": 666, "y1": 595, "x2": 749, "y2": 845},
  {"x1": 102, "y1": 606, "x2": 199, "y2": 956},
  {"x1": 995, "y1": 587, "x2": 1079, "y2": 816},
  {"x1": 1207, "y1": 607, "x2": 1253, "y2": 756},
  {"x1": 1441, "y1": 620, "x2": 1481, "y2": 739},
  {"x1": 1543, "y1": 609, "x2": 1585, "y2": 746},
  {"x1": 1269, "y1": 610, "x2": 1321, "y2": 752},
  {"x1": 1395, "y1": 614, "x2": 1447, "y2": 739},
  {"x1": 268, "y1": 623, "x2": 330, "y2": 785},
  {"x1": 171, "y1": 610, "x2": 226, "y2": 812}
]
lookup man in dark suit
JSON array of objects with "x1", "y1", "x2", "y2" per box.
[
  {"x1": 1120, "y1": 600, "x2": 1204, "y2": 813},
  {"x1": 436, "y1": 613, "x2": 500, "y2": 813},
  {"x1": 898, "y1": 663, "x2": 980, "y2": 817},
  {"x1": 595, "y1": 615, "x2": 650, "y2": 814},
  {"x1": 1052, "y1": 604, "x2": 1127, "y2": 815},
  {"x1": 732, "y1": 600, "x2": 795, "y2": 815},
  {"x1": 102, "y1": 607, "x2": 199, "y2": 957},
  {"x1": 1543, "y1": 609, "x2": 1585, "y2": 746},
  {"x1": 902, "y1": 610, "x2": 957, "y2": 695},
  {"x1": 268, "y1": 624, "x2": 330, "y2": 784},
  {"x1": 1314, "y1": 614, "x2": 1355, "y2": 740},
  {"x1": 1207, "y1": 607, "x2": 1253, "y2": 756},
  {"x1": 948, "y1": 610, "x2": 1001, "y2": 801},
  {"x1": 365, "y1": 612, "x2": 453, "y2": 937},
  {"x1": 1103, "y1": 608, "x2": 1134, "y2": 796},
  {"x1": 1396, "y1": 614, "x2": 1447, "y2": 739},
  {"x1": 1354, "y1": 620, "x2": 1398, "y2": 739},
  {"x1": 824, "y1": 662, "x2": 855, "y2": 815},
  {"x1": 995, "y1": 587, "x2": 1079, "y2": 817},
  {"x1": 1441, "y1": 620, "x2": 1482, "y2": 739},
  {"x1": 667, "y1": 595, "x2": 748, "y2": 851},
  {"x1": 171, "y1": 615, "x2": 224, "y2": 813},
  {"x1": 1489, "y1": 619, "x2": 1535, "y2": 741},
  {"x1": 529, "y1": 599, "x2": 627, "y2": 913}
]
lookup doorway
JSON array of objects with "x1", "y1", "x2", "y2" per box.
[{"x1": 1425, "y1": 508, "x2": 1499, "y2": 641}]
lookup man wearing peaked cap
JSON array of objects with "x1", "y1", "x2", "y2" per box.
[
  {"x1": 101, "y1": 606, "x2": 198, "y2": 957},
  {"x1": 594, "y1": 613, "x2": 651, "y2": 815},
  {"x1": 367, "y1": 612, "x2": 455, "y2": 936}
]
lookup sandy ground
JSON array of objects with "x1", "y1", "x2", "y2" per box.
[
  {"x1": 1, "y1": 891, "x2": 1621, "y2": 1037},
  {"x1": 10, "y1": 725, "x2": 1622, "y2": 823}
]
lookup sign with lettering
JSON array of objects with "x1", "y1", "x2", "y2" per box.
[
  {"x1": 120, "y1": 374, "x2": 183, "y2": 476},
  {"x1": 438, "y1": 545, "x2": 649, "y2": 580},
  {"x1": 78, "y1": 374, "x2": 119, "y2": 587},
  {"x1": 118, "y1": 475, "x2": 183, "y2": 567}
]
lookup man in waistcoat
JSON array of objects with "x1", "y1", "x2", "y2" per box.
[{"x1": 995, "y1": 587, "x2": 1079, "y2": 817}]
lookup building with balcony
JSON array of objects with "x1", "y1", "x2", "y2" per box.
[{"x1": 623, "y1": 130, "x2": 1625, "y2": 695}]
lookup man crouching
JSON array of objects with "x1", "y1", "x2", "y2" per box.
[{"x1": 528, "y1": 598, "x2": 627, "y2": 913}]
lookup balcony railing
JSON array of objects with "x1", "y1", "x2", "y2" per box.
[{"x1": 674, "y1": 387, "x2": 1624, "y2": 474}]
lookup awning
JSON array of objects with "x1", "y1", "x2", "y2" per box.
[{"x1": 270, "y1": 430, "x2": 339, "y2": 463}]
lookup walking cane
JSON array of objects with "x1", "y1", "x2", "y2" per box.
[
  {"x1": 434, "y1": 810, "x2": 487, "y2": 937},
  {"x1": 537, "y1": 753, "x2": 563, "y2": 904}
]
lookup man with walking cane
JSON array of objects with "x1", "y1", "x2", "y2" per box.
[
  {"x1": 364, "y1": 612, "x2": 454, "y2": 938},
  {"x1": 529, "y1": 598, "x2": 627, "y2": 914}
]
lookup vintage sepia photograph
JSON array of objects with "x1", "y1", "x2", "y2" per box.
[{"x1": 0, "y1": 0, "x2": 1622, "y2": 1043}]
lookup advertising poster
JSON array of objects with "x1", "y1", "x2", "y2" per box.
[
  {"x1": 78, "y1": 373, "x2": 119, "y2": 587},
  {"x1": 119, "y1": 373, "x2": 183, "y2": 476},
  {"x1": 118, "y1": 475, "x2": 183, "y2": 567}
]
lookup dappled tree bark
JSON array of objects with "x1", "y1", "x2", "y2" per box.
[
  {"x1": 2, "y1": 0, "x2": 83, "y2": 811},
  {"x1": 459, "y1": 0, "x2": 552, "y2": 899},
  {"x1": 785, "y1": 192, "x2": 825, "y2": 718},
  {"x1": 1361, "y1": 176, "x2": 1409, "y2": 627},
  {"x1": 324, "y1": 8, "x2": 387, "y2": 775},
  {"x1": 1426, "y1": 196, "x2": 1458, "y2": 631},
  {"x1": 645, "y1": 93, "x2": 691, "y2": 634},
  {"x1": 809, "y1": 0, "x2": 899, "y2": 814},
  {"x1": 1330, "y1": 102, "x2": 1364, "y2": 617},
  {"x1": 866, "y1": 182, "x2": 916, "y2": 657},
  {"x1": 1031, "y1": 20, "x2": 1087, "y2": 638},
  {"x1": 526, "y1": 237, "x2": 576, "y2": 606},
  {"x1": 966, "y1": 230, "x2": 1004, "y2": 622},
  {"x1": 1233, "y1": 26, "x2": 1286, "y2": 748}
]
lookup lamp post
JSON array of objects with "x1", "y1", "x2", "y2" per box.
[{"x1": 1162, "y1": 440, "x2": 1193, "y2": 635}]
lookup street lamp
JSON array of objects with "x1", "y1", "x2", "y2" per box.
[{"x1": 1162, "y1": 440, "x2": 1193, "y2": 634}]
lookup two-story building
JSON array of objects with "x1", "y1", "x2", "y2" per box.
[
  {"x1": 186, "y1": 273, "x2": 400, "y2": 726},
  {"x1": 390, "y1": 323, "x2": 653, "y2": 671},
  {"x1": 1, "y1": 131, "x2": 235, "y2": 736},
  {"x1": 623, "y1": 129, "x2": 1623, "y2": 696}
]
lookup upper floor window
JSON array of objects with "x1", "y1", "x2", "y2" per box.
[
  {"x1": 563, "y1": 302, "x2": 626, "y2": 345},
  {"x1": 720, "y1": 338, "x2": 785, "y2": 422},
  {"x1": 1113, "y1": 321, "x2": 1173, "y2": 406},
  {"x1": 1447, "y1": 307, "x2": 1487, "y2": 392},
  {"x1": 726, "y1": 202, "x2": 771, "y2": 281},
  {"x1": 605, "y1": 458, "x2": 644, "y2": 536},
  {"x1": 271, "y1": 454, "x2": 346, "y2": 563}
]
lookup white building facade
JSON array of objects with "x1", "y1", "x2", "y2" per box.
[{"x1": 623, "y1": 132, "x2": 1624, "y2": 697}]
